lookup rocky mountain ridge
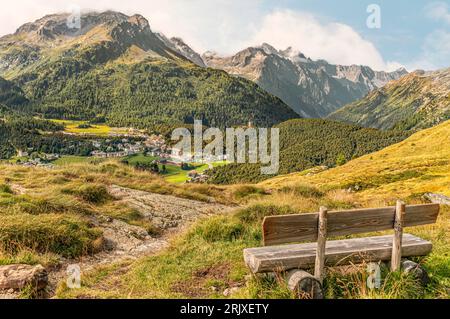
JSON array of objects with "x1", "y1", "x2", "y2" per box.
[
  {"x1": 329, "y1": 68, "x2": 450, "y2": 130},
  {"x1": 0, "y1": 11, "x2": 298, "y2": 128},
  {"x1": 203, "y1": 43, "x2": 408, "y2": 117}
]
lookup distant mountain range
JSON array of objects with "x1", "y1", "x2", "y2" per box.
[
  {"x1": 329, "y1": 68, "x2": 450, "y2": 130},
  {"x1": 0, "y1": 11, "x2": 298, "y2": 128},
  {"x1": 201, "y1": 44, "x2": 408, "y2": 117},
  {"x1": 1, "y1": 10, "x2": 448, "y2": 133}
]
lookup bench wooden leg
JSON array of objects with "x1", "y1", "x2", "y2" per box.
[
  {"x1": 391, "y1": 201, "x2": 405, "y2": 271},
  {"x1": 286, "y1": 269, "x2": 324, "y2": 299},
  {"x1": 314, "y1": 207, "x2": 328, "y2": 283}
]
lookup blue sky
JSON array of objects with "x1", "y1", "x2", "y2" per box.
[
  {"x1": 273, "y1": 0, "x2": 450, "y2": 70},
  {"x1": 0, "y1": 0, "x2": 449, "y2": 71}
]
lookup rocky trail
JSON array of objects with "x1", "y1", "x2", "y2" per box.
[{"x1": 0, "y1": 185, "x2": 234, "y2": 299}]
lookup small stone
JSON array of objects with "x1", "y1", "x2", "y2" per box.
[
  {"x1": 401, "y1": 260, "x2": 430, "y2": 286},
  {"x1": 223, "y1": 287, "x2": 240, "y2": 297}
]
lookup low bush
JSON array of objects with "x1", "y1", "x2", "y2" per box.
[
  {"x1": 191, "y1": 217, "x2": 245, "y2": 243},
  {"x1": 236, "y1": 204, "x2": 297, "y2": 224},
  {"x1": 278, "y1": 184, "x2": 324, "y2": 198},
  {"x1": 67, "y1": 184, "x2": 113, "y2": 204},
  {"x1": 232, "y1": 185, "x2": 267, "y2": 200},
  {"x1": 0, "y1": 214, "x2": 103, "y2": 258},
  {"x1": 0, "y1": 184, "x2": 13, "y2": 194}
]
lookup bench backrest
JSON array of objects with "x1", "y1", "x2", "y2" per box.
[{"x1": 262, "y1": 204, "x2": 440, "y2": 246}]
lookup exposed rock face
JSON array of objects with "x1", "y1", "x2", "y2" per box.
[
  {"x1": 203, "y1": 44, "x2": 408, "y2": 118},
  {"x1": 0, "y1": 264, "x2": 48, "y2": 291},
  {"x1": 156, "y1": 33, "x2": 206, "y2": 67},
  {"x1": 109, "y1": 185, "x2": 232, "y2": 230},
  {"x1": 0, "y1": 11, "x2": 186, "y2": 74},
  {"x1": 329, "y1": 68, "x2": 450, "y2": 130}
]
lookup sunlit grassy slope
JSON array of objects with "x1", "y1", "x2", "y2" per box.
[
  {"x1": 50, "y1": 120, "x2": 129, "y2": 136},
  {"x1": 262, "y1": 120, "x2": 450, "y2": 201}
]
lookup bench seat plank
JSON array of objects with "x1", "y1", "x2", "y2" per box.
[{"x1": 244, "y1": 234, "x2": 432, "y2": 273}]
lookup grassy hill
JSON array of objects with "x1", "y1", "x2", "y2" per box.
[
  {"x1": 0, "y1": 12, "x2": 298, "y2": 129},
  {"x1": 262, "y1": 120, "x2": 450, "y2": 200},
  {"x1": 208, "y1": 119, "x2": 410, "y2": 184},
  {"x1": 328, "y1": 69, "x2": 450, "y2": 131},
  {"x1": 53, "y1": 121, "x2": 449, "y2": 299}
]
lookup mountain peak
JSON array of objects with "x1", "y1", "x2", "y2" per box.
[
  {"x1": 259, "y1": 43, "x2": 279, "y2": 55},
  {"x1": 329, "y1": 67, "x2": 449, "y2": 130},
  {"x1": 10, "y1": 11, "x2": 157, "y2": 43},
  {"x1": 204, "y1": 44, "x2": 409, "y2": 118},
  {"x1": 127, "y1": 14, "x2": 151, "y2": 32},
  {"x1": 155, "y1": 34, "x2": 206, "y2": 67}
]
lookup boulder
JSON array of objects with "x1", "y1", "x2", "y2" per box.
[
  {"x1": 401, "y1": 260, "x2": 430, "y2": 286},
  {"x1": 0, "y1": 264, "x2": 48, "y2": 291}
]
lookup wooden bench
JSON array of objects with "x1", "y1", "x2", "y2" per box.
[{"x1": 244, "y1": 201, "x2": 440, "y2": 296}]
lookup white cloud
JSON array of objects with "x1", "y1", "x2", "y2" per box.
[
  {"x1": 248, "y1": 10, "x2": 401, "y2": 71},
  {"x1": 419, "y1": 30, "x2": 450, "y2": 70},
  {"x1": 0, "y1": 1, "x2": 401, "y2": 71},
  {"x1": 405, "y1": 3, "x2": 450, "y2": 71},
  {"x1": 405, "y1": 30, "x2": 450, "y2": 71},
  {"x1": 426, "y1": 2, "x2": 450, "y2": 24}
]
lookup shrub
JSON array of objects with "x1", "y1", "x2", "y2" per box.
[
  {"x1": 233, "y1": 185, "x2": 267, "y2": 199},
  {"x1": 68, "y1": 185, "x2": 112, "y2": 204},
  {"x1": 0, "y1": 184, "x2": 13, "y2": 194},
  {"x1": 17, "y1": 196, "x2": 92, "y2": 216},
  {"x1": 324, "y1": 263, "x2": 425, "y2": 299},
  {"x1": 235, "y1": 204, "x2": 297, "y2": 224},
  {"x1": 0, "y1": 214, "x2": 103, "y2": 258},
  {"x1": 278, "y1": 184, "x2": 324, "y2": 198},
  {"x1": 191, "y1": 217, "x2": 245, "y2": 243},
  {"x1": 336, "y1": 153, "x2": 347, "y2": 166}
]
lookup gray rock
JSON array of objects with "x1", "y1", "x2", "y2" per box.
[
  {"x1": 424, "y1": 193, "x2": 450, "y2": 206},
  {"x1": 0, "y1": 264, "x2": 48, "y2": 291},
  {"x1": 401, "y1": 260, "x2": 430, "y2": 286}
]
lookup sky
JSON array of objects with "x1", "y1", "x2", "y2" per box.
[{"x1": 0, "y1": 0, "x2": 449, "y2": 72}]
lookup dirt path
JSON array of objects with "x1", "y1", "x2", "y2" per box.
[{"x1": 44, "y1": 185, "x2": 234, "y2": 297}]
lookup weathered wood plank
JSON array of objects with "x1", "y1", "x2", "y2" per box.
[
  {"x1": 263, "y1": 204, "x2": 439, "y2": 246},
  {"x1": 391, "y1": 201, "x2": 405, "y2": 271},
  {"x1": 244, "y1": 234, "x2": 432, "y2": 273},
  {"x1": 314, "y1": 207, "x2": 327, "y2": 283}
]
